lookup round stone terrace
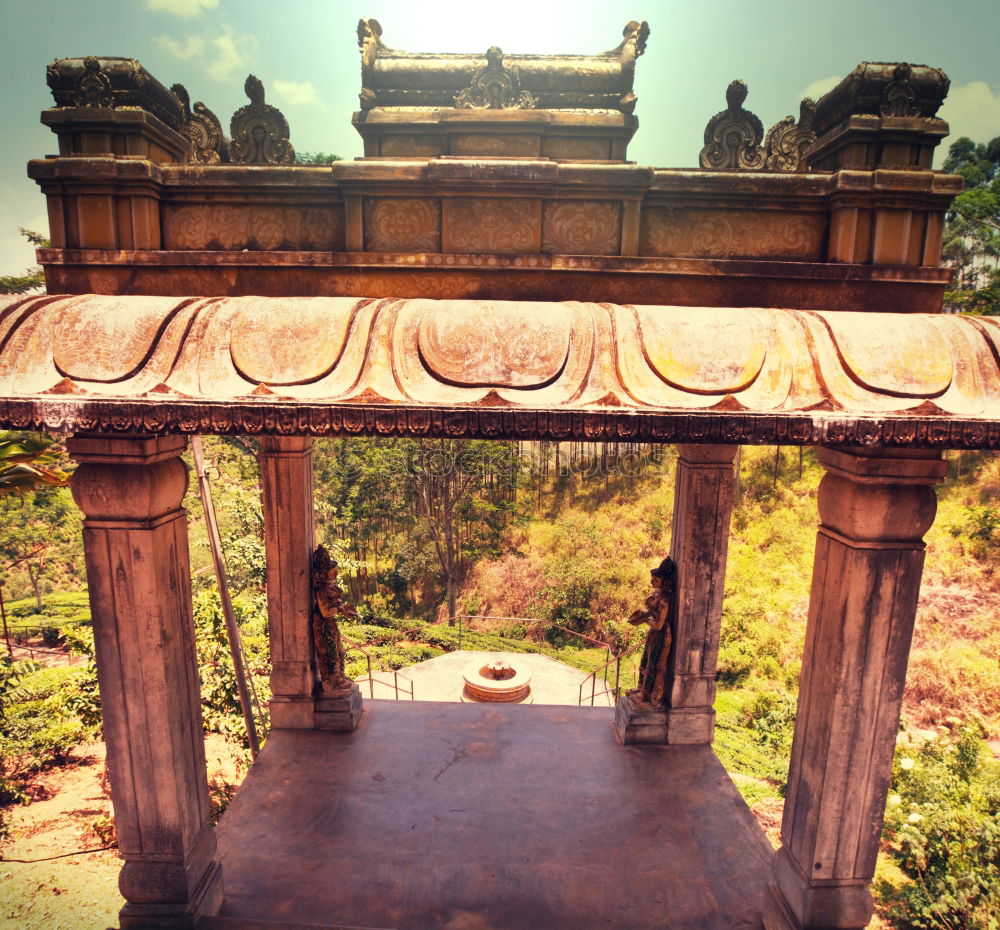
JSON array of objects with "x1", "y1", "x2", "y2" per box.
[{"x1": 360, "y1": 650, "x2": 615, "y2": 706}]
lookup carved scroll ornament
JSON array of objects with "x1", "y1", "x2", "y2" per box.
[
  {"x1": 699, "y1": 80, "x2": 765, "y2": 171},
  {"x1": 880, "y1": 63, "x2": 921, "y2": 117},
  {"x1": 72, "y1": 56, "x2": 114, "y2": 108},
  {"x1": 455, "y1": 47, "x2": 536, "y2": 110},
  {"x1": 229, "y1": 75, "x2": 295, "y2": 165},
  {"x1": 764, "y1": 98, "x2": 817, "y2": 172},
  {"x1": 172, "y1": 83, "x2": 229, "y2": 165}
]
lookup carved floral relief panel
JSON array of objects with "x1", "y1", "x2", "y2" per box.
[
  {"x1": 164, "y1": 204, "x2": 343, "y2": 250},
  {"x1": 442, "y1": 198, "x2": 542, "y2": 253},
  {"x1": 542, "y1": 200, "x2": 621, "y2": 255},
  {"x1": 364, "y1": 198, "x2": 441, "y2": 252},
  {"x1": 639, "y1": 207, "x2": 826, "y2": 260}
]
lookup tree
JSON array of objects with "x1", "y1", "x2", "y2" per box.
[
  {"x1": 0, "y1": 433, "x2": 72, "y2": 611},
  {"x1": 313, "y1": 438, "x2": 524, "y2": 621},
  {"x1": 0, "y1": 228, "x2": 48, "y2": 296},
  {"x1": 941, "y1": 136, "x2": 1000, "y2": 315},
  {"x1": 403, "y1": 439, "x2": 523, "y2": 623},
  {"x1": 294, "y1": 152, "x2": 342, "y2": 165}
]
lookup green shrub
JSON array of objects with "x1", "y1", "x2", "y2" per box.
[{"x1": 879, "y1": 722, "x2": 1000, "y2": 929}]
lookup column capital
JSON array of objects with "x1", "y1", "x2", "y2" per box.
[
  {"x1": 818, "y1": 447, "x2": 947, "y2": 486},
  {"x1": 68, "y1": 432, "x2": 187, "y2": 465},
  {"x1": 676, "y1": 443, "x2": 738, "y2": 467},
  {"x1": 817, "y1": 448, "x2": 944, "y2": 546}
]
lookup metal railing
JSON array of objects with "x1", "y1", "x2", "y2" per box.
[
  {"x1": 342, "y1": 634, "x2": 414, "y2": 701},
  {"x1": 453, "y1": 614, "x2": 612, "y2": 665},
  {"x1": 577, "y1": 641, "x2": 643, "y2": 706}
]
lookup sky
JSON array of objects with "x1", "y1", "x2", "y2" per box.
[{"x1": 1, "y1": 0, "x2": 998, "y2": 275}]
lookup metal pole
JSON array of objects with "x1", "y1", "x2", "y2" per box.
[
  {"x1": 191, "y1": 437, "x2": 260, "y2": 758},
  {"x1": 0, "y1": 584, "x2": 12, "y2": 659}
]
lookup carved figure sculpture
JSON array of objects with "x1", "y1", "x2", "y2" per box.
[
  {"x1": 626, "y1": 556, "x2": 676, "y2": 707},
  {"x1": 311, "y1": 545, "x2": 355, "y2": 696},
  {"x1": 699, "y1": 80, "x2": 765, "y2": 171},
  {"x1": 229, "y1": 74, "x2": 295, "y2": 165}
]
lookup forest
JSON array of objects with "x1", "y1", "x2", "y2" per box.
[{"x1": 0, "y1": 431, "x2": 998, "y2": 929}]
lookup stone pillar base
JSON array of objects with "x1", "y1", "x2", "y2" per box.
[
  {"x1": 665, "y1": 706, "x2": 716, "y2": 744},
  {"x1": 269, "y1": 695, "x2": 317, "y2": 729},
  {"x1": 762, "y1": 882, "x2": 799, "y2": 930},
  {"x1": 315, "y1": 683, "x2": 364, "y2": 731},
  {"x1": 119, "y1": 860, "x2": 223, "y2": 930},
  {"x1": 614, "y1": 695, "x2": 667, "y2": 744}
]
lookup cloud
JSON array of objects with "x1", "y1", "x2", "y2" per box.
[
  {"x1": 939, "y1": 81, "x2": 1000, "y2": 146},
  {"x1": 153, "y1": 35, "x2": 206, "y2": 60},
  {"x1": 155, "y1": 27, "x2": 257, "y2": 82},
  {"x1": 146, "y1": 0, "x2": 219, "y2": 18},
  {"x1": 272, "y1": 79, "x2": 326, "y2": 110},
  {"x1": 798, "y1": 75, "x2": 840, "y2": 103},
  {"x1": 206, "y1": 29, "x2": 257, "y2": 82}
]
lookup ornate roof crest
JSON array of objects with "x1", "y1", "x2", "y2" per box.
[
  {"x1": 172, "y1": 83, "x2": 229, "y2": 165},
  {"x1": 764, "y1": 98, "x2": 817, "y2": 172},
  {"x1": 454, "y1": 47, "x2": 536, "y2": 110},
  {"x1": 71, "y1": 56, "x2": 114, "y2": 109},
  {"x1": 699, "y1": 80, "x2": 765, "y2": 171},
  {"x1": 229, "y1": 75, "x2": 295, "y2": 165},
  {"x1": 880, "y1": 63, "x2": 921, "y2": 117}
]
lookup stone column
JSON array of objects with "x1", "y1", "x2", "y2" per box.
[
  {"x1": 764, "y1": 447, "x2": 946, "y2": 930},
  {"x1": 616, "y1": 443, "x2": 737, "y2": 744},
  {"x1": 258, "y1": 436, "x2": 317, "y2": 729},
  {"x1": 69, "y1": 434, "x2": 222, "y2": 929},
  {"x1": 258, "y1": 436, "x2": 362, "y2": 730},
  {"x1": 665, "y1": 443, "x2": 738, "y2": 743}
]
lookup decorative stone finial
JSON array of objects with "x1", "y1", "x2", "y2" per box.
[
  {"x1": 880, "y1": 63, "x2": 920, "y2": 117},
  {"x1": 172, "y1": 83, "x2": 229, "y2": 165},
  {"x1": 699, "y1": 79, "x2": 765, "y2": 171},
  {"x1": 72, "y1": 56, "x2": 115, "y2": 108},
  {"x1": 229, "y1": 74, "x2": 295, "y2": 165},
  {"x1": 764, "y1": 97, "x2": 817, "y2": 172},
  {"x1": 454, "y1": 47, "x2": 536, "y2": 110}
]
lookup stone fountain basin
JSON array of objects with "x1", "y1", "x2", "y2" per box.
[{"x1": 462, "y1": 655, "x2": 532, "y2": 703}]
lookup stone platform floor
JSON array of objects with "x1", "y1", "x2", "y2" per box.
[
  {"x1": 204, "y1": 702, "x2": 772, "y2": 930},
  {"x1": 361, "y1": 650, "x2": 616, "y2": 706}
]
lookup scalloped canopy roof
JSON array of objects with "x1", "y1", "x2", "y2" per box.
[{"x1": 0, "y1": 295, "x2": 997, "y2": 448}]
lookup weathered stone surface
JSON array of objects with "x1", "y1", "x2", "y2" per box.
[
  {"x1": 764, "y1": 448, "x2": 947, "y2": 930},
  {"x1": 699, "y1": 80, "x2": 765, "y2": 171},
  {"x1": 1, "y1": 296, "x2": 998, "y2": 447},
  {"x1": 47, "y1": 56, "x2": 184, "y2": 128},
  {"x1": 68, "y1": 434, "x2": 222, "y2": 928},
  {"x1": 229, "y1": 75, "x2": 294, "y2": 165},
  {"x1": 665, "y1": 444, "x2": 738, "y2": 743},
  {"x1": 808, "y1": 62, "x2": 951, "y2": 170},
  {"x1": 258, "y1": 437, "x2": 318, "y2": 729},
  {"x1": 356, "y1": 18, "x2": 648, "y2": 112},
  {"x1": 172, "y1": 83, "x2": 229, "y2": 165}
]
